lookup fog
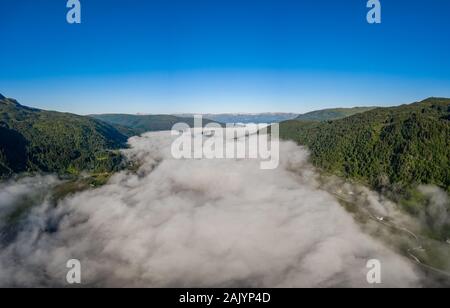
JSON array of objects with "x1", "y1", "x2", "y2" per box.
[{"x1": 0, "y1": 131, "x2": 429, "y2": 287}]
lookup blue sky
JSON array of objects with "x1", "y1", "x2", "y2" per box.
[{"x1": 1, "y1": 0, "x2": 450, "y2": 114}]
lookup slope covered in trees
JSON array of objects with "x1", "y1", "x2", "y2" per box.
[
  {"x1": 0, "y1": 95, "x2": 128, "y2": 177},
  {"x1": 280, "y1": 98, "x2": 450, "y2": 193}
]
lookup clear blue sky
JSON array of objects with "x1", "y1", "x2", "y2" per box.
[{"x1": 1, "y1": 0, "x2": 450, "y2": 114}]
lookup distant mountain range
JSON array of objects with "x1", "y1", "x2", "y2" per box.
[
  {"x1": 175, "y1": 108, "x2": 376, "y2": 124},
  {"x1": 175, "y1": 113, "x2": 299, "y2": 124}
]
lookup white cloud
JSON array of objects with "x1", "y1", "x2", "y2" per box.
[{"x1": 0, "y1": 132, "x2": 421, "y2": 287}]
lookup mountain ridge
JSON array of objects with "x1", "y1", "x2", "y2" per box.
[{"x1": 174, "y1": 113, "x2": 299, "y2": 124}]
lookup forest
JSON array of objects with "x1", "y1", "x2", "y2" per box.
[{"x1": 279, "y1": 98, "x2": 450, "y2": 195}]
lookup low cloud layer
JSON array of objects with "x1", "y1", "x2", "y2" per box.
[{"x1": 0, "y1": 132, "x2": 423, "y2": 287}]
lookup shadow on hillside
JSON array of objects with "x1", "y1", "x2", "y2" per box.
[{"x1": 0, "y1": 126, "x2": 29, "y2": 174}]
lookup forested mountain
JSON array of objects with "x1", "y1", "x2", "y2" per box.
[
  {"x1": 279, "y1": 98, "x2": 450, "y2": 193},
  {"x1": 90, "y1": 114, "x2": 222, "y2": 135},
  {"x1": 295, "y1": 107, "x2": 376, "y2": 121},
  {"x1": 0, "y1": 95, "x2": 128, "y2": 177}
]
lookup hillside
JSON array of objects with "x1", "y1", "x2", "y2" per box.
[
  {"x1": 90, "y1": 114, "x2": 222, "y2": 135},
  {"x1": 0, "y1": 95, "x2": 128, "y2": 177},
  {"x1": 295, "y1": 107, "x2": 376, "y2": 121},
  {"x1": 279, "y1": 98, "x2": 450, "y2": 193}
]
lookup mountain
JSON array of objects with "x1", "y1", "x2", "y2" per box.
[
  {"x1": 175, "y1": 113, "x2": 299, "y2": 124},
  {"x1": 90, "y1": 114, "x2": 223, "y2": 135},
  {"x1": 0, "y1": 95, "x2": 129, "y2": 177},
  {"x1": 295, "y1": 107, "x2": 376, "y2": 121},
  {"x1": 279, "y1": 98, "x2": 450, "y2": 193}
]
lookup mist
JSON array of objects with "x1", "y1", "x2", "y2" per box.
[{"x1": 0, "y1": 131, "x2": 429, "y2": 287}]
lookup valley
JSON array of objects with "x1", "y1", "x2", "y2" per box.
[{"x1": 0, "y1": 94, "x2": 449, "y2": 287}]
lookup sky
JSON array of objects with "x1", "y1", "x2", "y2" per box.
[{"x1": 1, "y1": 0, "x2": 450, "y2": 114}]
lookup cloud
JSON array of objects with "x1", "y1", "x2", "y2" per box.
[
  {"x1": 418, "y1": 185, "x2": 450, "y2": 231},
  {"x1": 0, "y1": 175, "x2": 59, "y2": 230},
  {"x1": 0, "y1": 132, "x2": 422, "y2": 287}
]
